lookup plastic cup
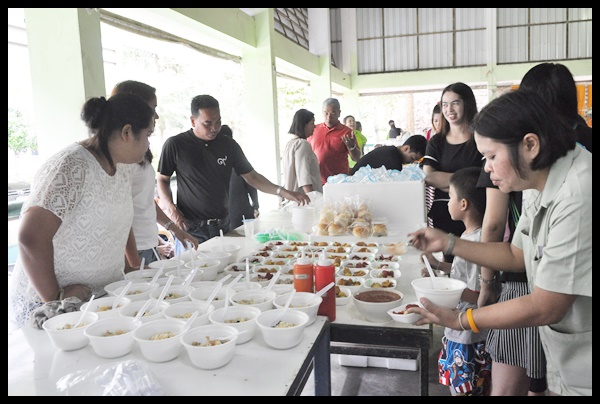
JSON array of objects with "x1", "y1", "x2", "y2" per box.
[{"x1": 243, "y1": 219, "x2": 255, "y2": 238}]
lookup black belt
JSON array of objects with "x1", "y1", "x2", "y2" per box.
[{"x1": 193, "y1": 218, "x2": 224, "y2": 227}]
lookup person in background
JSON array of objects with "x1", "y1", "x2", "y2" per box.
[
  {"x1": 343, "y1": 115, "x2": 367, "y2": 169},
  {"x1": 308, "y1": 98, "x2": 360, "y2": 184},
  {"x1": 422, "y1": 82, "x2": 484, "y2": 263},
  {"x1": 424, "y1": 103, "x2": 444, "y2": 238},
  {"x1": 349, "y1": 134, "x2": 427, "y2": 175},
  {"x1": 408, "y1": 89, "x2": 592, "y2": 396},
  {"x1": 477, "y1": 62, "x2": 593, "y2": 396},
  {"x1": 219, "y1": 124, "x2": 260, "y2": 230},
  {"x1": 156, "y1": 94, "x2": 310, "y2": 245},
  {"x1": 421, "y1": 167, "x2": 491, "y2": 396},
  {"x1": 388, "y1": 119, "x2": 401, "y2": 139},
  {"x1": 282, "y1": 108, "x2": 323, "y2": 196},
  {"x1": 424, "y1": 103, "x2": 442, "y2": 141},
  {"x1": 8, "y1": 93, "x2": 155, "y2": 328},
  {"x1": 518, "y1": 62, "x2": 592, "y2": 153},
  {"x1": 111, "y1": 80, "x2": 198, "y2": 267}
]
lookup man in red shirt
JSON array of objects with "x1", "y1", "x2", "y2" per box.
[{"x1": 308, "y1": 98, "x2": 361, "y2": 184}]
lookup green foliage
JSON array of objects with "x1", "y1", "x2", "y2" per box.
[{"x1": 8, "y1": 107, "x2": 37, "y2": 154}]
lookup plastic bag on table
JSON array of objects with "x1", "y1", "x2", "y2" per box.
[{"x1": 56, "y1": 360, "x2": 165, "y2": 396}]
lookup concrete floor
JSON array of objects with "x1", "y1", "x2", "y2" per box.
[{"x1": 301, "y1": 324, "x2": 451, "y2": 396}]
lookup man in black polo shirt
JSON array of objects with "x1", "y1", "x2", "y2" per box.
[
  {"x1": 349, "y1": 134, "x2": 427, "y2": 175},
  {"x1": 157, "y1": 95, "x2": 309, "y2": 246}
]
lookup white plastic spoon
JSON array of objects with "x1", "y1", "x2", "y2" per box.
[
  {"x1": 180, "y1": 310, "x2": 199, "y2": 334},
  {"x1": 153, "y1": 275, "x2": 174, "y2": 311},
  {"x1": 113, "y1": 281, "x2": 132, "y2": 308},
  {"x1": 422, "y1": 255, "x2": 437, "y2": 289},
  {"x1": 264, "y1": 271, "x2": 281, "y2": 294},
  {"x1": 133, "y1": 299, "x2": 153, "y2": 322},
  {"x1": 73, "y1": 294, "x2": 95, "y2": 329},
  {"x1": 149, "y1": 266, "x2": 164, "y2": 286},
  {"x1": 245, "y1": 258, "x2": 250, "y2": 283},
  {"x1": 182, "y1": 268, "x2": 198, "y2": 288},
  {"x1": 203, "y1": 282, "x2": 225, "y2": 310},
  {"x1": 139, "y1": 257, "x2": 145, "y2": 271},
  {"x1": 315, "y1": 281, "x2": 335, "y2": 299},
  {"x1": 271, "y1": 289, "x2": 296, "y2": 327},
  {"x1": 222, "y1": 274, "x2": 244, "y2": 319}
]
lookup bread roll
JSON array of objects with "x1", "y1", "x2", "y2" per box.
[
  {"x1": 372, "y1": 223, "x2": 388, "y2": 237},
  {"x1": 317, "y1": 222, "x2": 329, "y2": 236},
  {"x1": 352, "y1": 225, "x2": 371, "y2": 239},
  {"x1": 328, "y1": 221, "x2": 347, "y2": 236}
]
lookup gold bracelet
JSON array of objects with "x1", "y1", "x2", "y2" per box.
[
  {"x1": 457, "y1": 311, "x2": 467, "y2": 331},
  {"x1": 478, "y1": 273, "x2": 496, "y2": 285},
  {"x1": 466, "y1": 308, "x2": 480, "y2": 333}
]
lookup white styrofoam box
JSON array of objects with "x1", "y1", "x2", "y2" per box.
[
  {"x1": 338, "y1": 355, "x2": 418, "y2": 371},
  {"x1": 322, "y1": 181, "x2": 427, "y2": 229},
  {"x1": 338, "y1": 354, "x2": 368, "y2": 367},
  {"x1": 386, "y1": 358, "x2": 418, "y2": 371}
]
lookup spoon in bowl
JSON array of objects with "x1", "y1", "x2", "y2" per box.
[
  {"x1": 180, "y1": 310, "x2": 199, "y2": 334},
  {"x1": 113, "y1": 281, "x2": 132, "y2": 308},
  {"x1": 315, "y1": 281, "x2": 335, "y2": 299},
  {"x1": 73, "y1": 294, "x2": 95, "y2": 329},
  {"x1": 264, "y1": 271, "x2": 281, "y2": 294},
  {"x1": 422, "y1": 255, "x2": 437, "y2": 289},
  {"x1": 271, "y1": 289, "x2": 296, "y2": 327},
  {"x1": 153, "y1": 275, "x2": 174, "y2": 311},
  {"x1": 133, "y1": 299, "x2": 153, "y2": 322}
]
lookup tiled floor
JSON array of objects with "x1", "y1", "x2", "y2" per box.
[{"x1": 301, "y1": 324, "x2": 451, "y2": 396}]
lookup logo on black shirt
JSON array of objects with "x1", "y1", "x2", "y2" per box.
[{"x1": 217, "y1": 155, "x2": 228, "y2": 166}]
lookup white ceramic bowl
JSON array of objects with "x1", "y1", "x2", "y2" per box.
[
  {"x1": 84, "y1": 316, "x2": 140, "y2": 358},
  {"x1": 184, "y1": 259, "x2": 221, "y2": 281},
  {"x1": 80, "y1": 296, "x2": 132, "y2": 320},
  {"x1": 411, "y1": 277, "x2": 467, "y2": 309},
  {"x1": 256, "y1": 309, "x2": 310, "y2": 350},
  {"x1": 387, "y1": 301, "x2": 424, "y2": 325},
  {"x1": 346, "y1": 252, "x2": 374, "y2": 262},
  {"x1": 335, "y1": 286, "x2": 352, "y2": 306},
  {"x1": 124, "y1": 268, "x2": 161, "y2": 281},
  {"x1": 335, "y1": 276, "x2": 365, "y2": 294},
  {"x1": 368, "y1": 268, "x2": 402, "y2": 280},
  {"x1": 209, "y1": 305, "x2": 261, "y2": 344},
  {"x1": 181, "y1": 324, "x2": 239, "y2": 369},
  {"x1": 42, "y1": 311, "x2": 99, "y2": 351},
  {"x1": 352, "y1": 289, "x2": 404, "y2": 323},
  {"x1": 363, "y1": 277, "x2": 398, "y2": 290},
  {"x1": 110, "y1": 282, "x2": 158, "y2": 302},
  {"x1": 149, "y1": 285, "x2": 193, "y2": 305},
  {"x1": 189, "y1": 285, "x2": 229, "y2": 309},
  {"x1": 239, "y1": 255, "x2": 265, "y2": 265},
  {"x1": 147, "y1": 259, "x2": 185, "y2": 271},
  {"x1": 164, "y1": 301, "x2": 215, "y2": 328},
  {"x1": 132, "y1": 318, "x2": 186, "y2": 362},
  {"x1": 230, "y1": 289, "x2": 277, "y2": 312},
  {"x1": 210, "y1": 244, "x2": 241, "y2": 263},
  {"x1": 119, "y1": 300, "x2": 170, "y2": 323},
  {"x1": 273, "y1": 292, "x2": 322, "y2": 326}
]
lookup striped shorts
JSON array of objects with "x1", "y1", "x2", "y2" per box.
[{"x1": 486, "y1": 281, "x2": 547, "y2": 379}]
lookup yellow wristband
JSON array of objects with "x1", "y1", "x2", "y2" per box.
[{"x1": 466, "y1": 308, "x2": 480, "y2": 333}]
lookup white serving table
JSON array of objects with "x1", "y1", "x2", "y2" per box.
[
  {"x1": 7, "y1": 226, "x2": 331, "y2": 396},
  {"x1": 229, "y1": 209, "x2": 434, "y2": 396}
]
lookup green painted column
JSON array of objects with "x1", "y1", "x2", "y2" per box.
[{"x1": 24, "y1": 8, "x2": 106, "y2": 160}]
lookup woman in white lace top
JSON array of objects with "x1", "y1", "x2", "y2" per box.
[{"x1": 8, "y1": 93, "x2": 155, "y2": 328}]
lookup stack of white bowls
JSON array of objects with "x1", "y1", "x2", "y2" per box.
[{"x1": 290, "y1": 206, "x2": 316, "y2": 233}]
